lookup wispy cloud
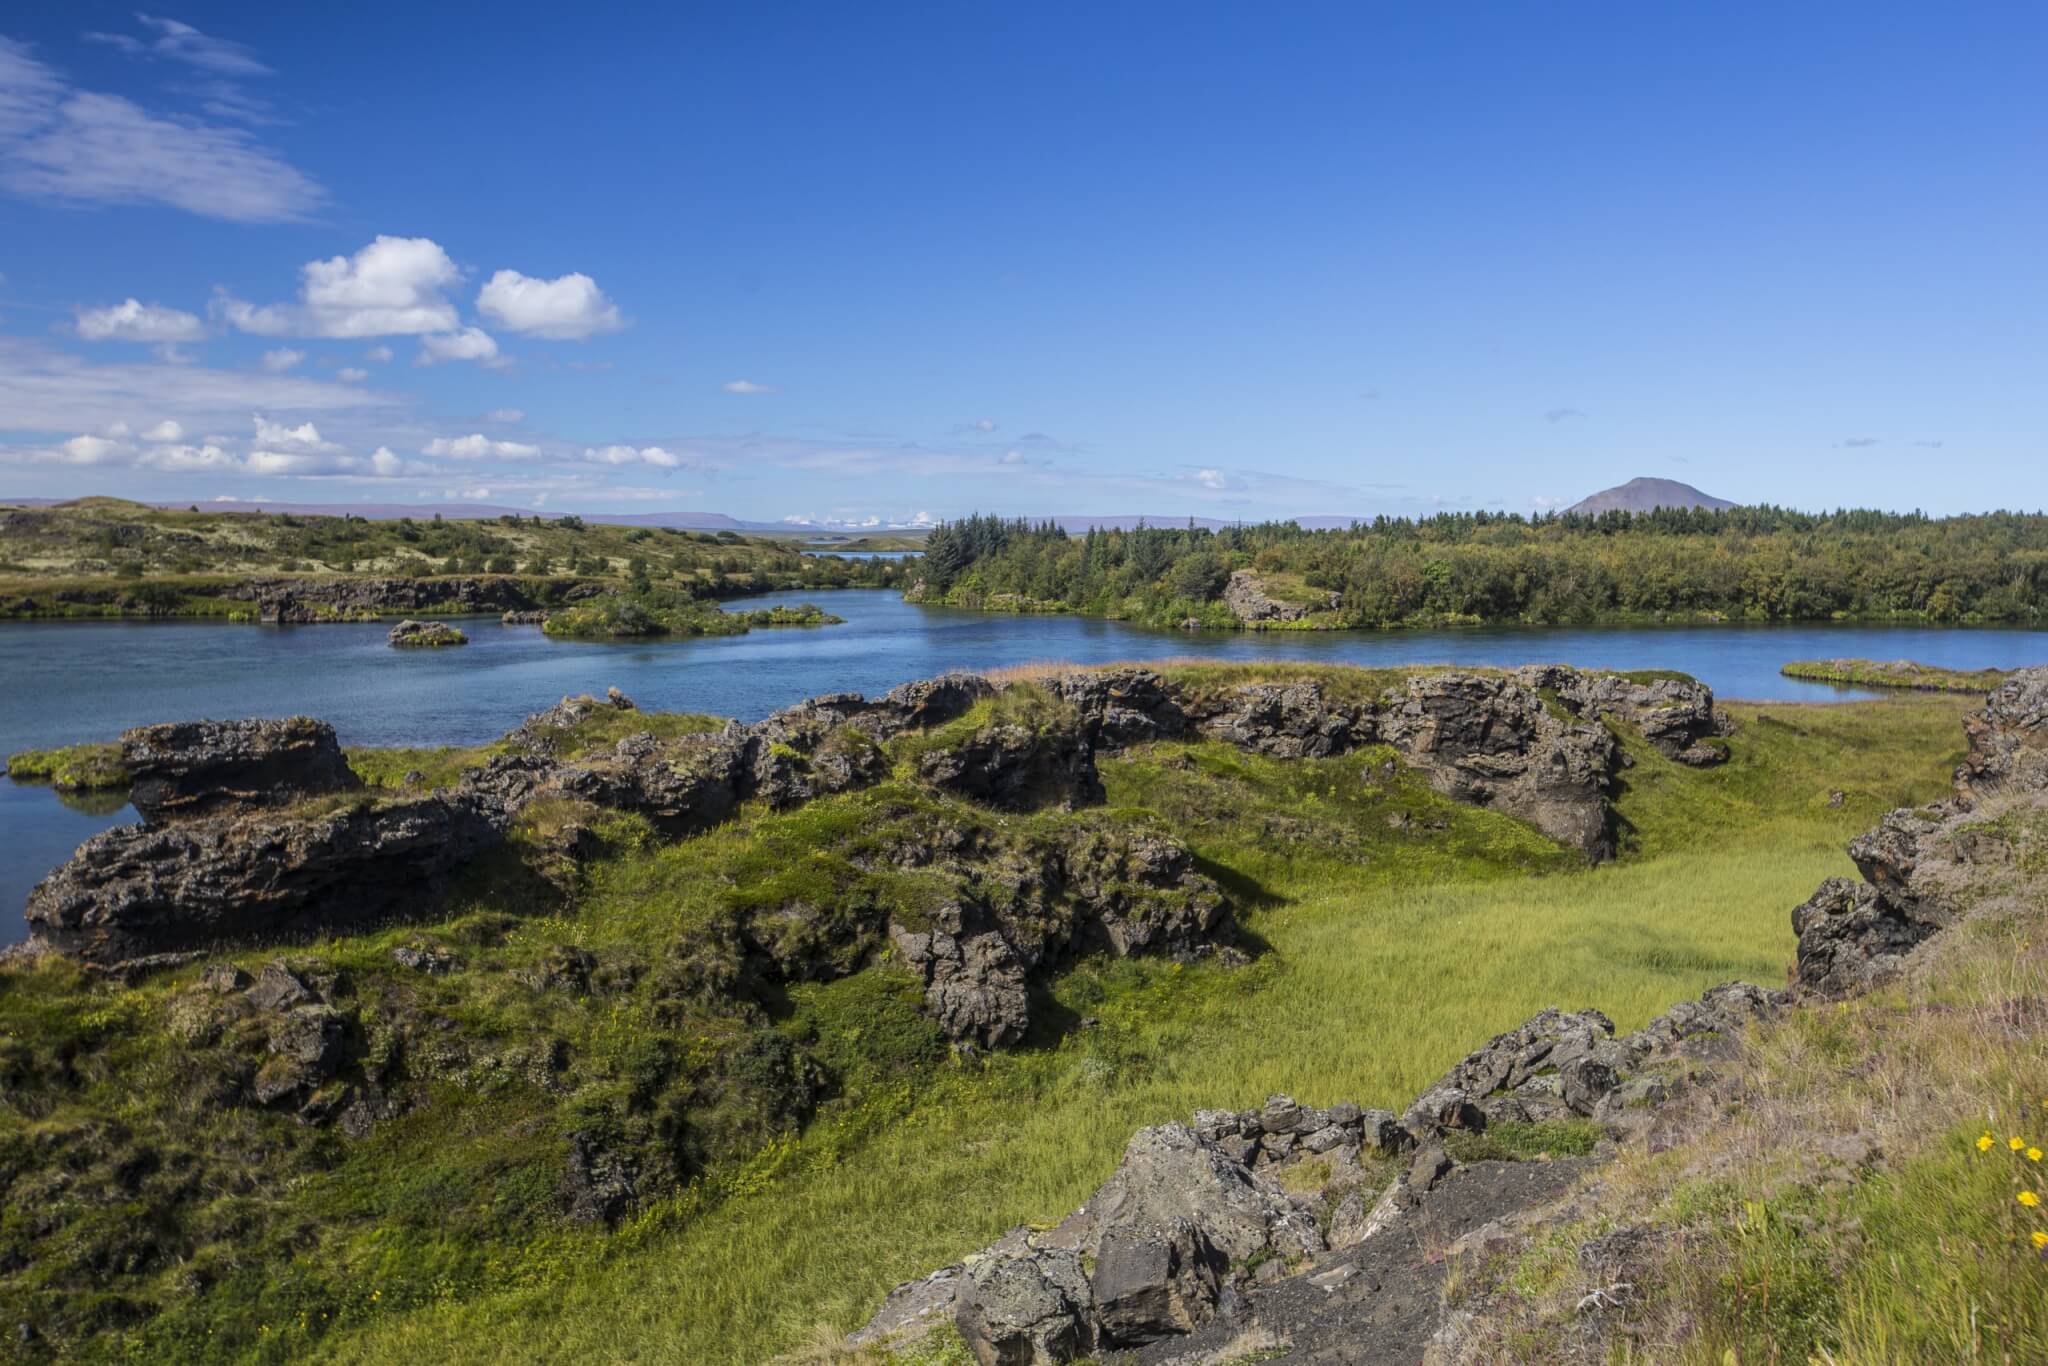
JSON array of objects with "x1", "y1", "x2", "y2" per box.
[{"x1": 0, "y1": 37, "x2": 321, "y2": 223}]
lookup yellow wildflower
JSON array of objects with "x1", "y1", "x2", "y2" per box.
[
  {"x1": 2020, "y1": 1191, "x2": 2042, "y2": 1209},
  {"x1": 2012, "y1": 1137, "x2": 2028, "y2": 1152},
  {"x1": 1979, "y1": 1133, "x2": 1996, "y2": 1151}
]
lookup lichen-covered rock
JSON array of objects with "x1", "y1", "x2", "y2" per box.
[
  {"x1": 956, "y1": 1247, "x2": 1097, "y2": 1365},
  {"x1": 120, "y1": 716, "x2": 357, "y2": 823}
]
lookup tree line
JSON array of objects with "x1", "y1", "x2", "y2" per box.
[{"x1": 911, "y1": 509, "x2": 2048, "y2": 626}]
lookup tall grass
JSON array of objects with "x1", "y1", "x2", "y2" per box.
[{"x1": 323, "y1": 695, "x2": 1969, "y2": 1364}]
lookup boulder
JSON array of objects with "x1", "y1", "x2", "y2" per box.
[
  {"x1": 1091, "y1": 1217, "x2": 1222, "y2": 1345},
  {"x1": 1791, "y1": 876, "x2": 1946, "y2": 998},
  {"x1": 25, "y1": 791, "x2": 505, "y2": 965},
  {"x1": 120, "y1": 717, "x2": 357, "y2": 823},
  {"x1": 955, "y1": 1247, "x2": 1096, "y2": 1365}
]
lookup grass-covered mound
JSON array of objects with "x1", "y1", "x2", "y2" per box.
[
  {"x1": 1783, "y1": 656, "x2": 2014, "y2": 693},
  {"x1": 3, "y1": 742, "x2": 129, "y2": 791},
  {"x1": 0, "y1": 674, "x2": 1973, "y2": 1362},
  {"x1": 539, "y1": 592, "x2": 841, "y2": 639}
]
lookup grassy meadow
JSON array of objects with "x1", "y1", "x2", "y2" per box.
[{"x1": 316, "y1": 691, "x2": 1971, "y2": 1364}]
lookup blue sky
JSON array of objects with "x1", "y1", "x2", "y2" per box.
[{"x1": 0, "y1": 3, "x2": 2042, "y2": 524}]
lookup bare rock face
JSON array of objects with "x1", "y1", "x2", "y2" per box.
[
  {"x1": 1195, "y1": 682, "x2": 1366, "y2": 758},
  {"x1": 1378, "y1": 672, "x2": 1616, "y2": 857},
  {"x1": 1957, "y1": 666, "x2": 2048, "y2": 802},
  {"x1": 917, "y1": 716, "x2": 1104, "y2": 811},
  {"x1": 121, "y1": 716, "x2": 357, "y2": 823},
  {"x1": 25, "y1": 790, "x2": 504, "y2": 964},
  {"x1": 1222, "y1": 569, "x2": 1333, "y2": 623}
]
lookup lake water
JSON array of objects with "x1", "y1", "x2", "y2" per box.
[{"x1": 5, "y1": 589, "x2": 2046, "y2": 944}]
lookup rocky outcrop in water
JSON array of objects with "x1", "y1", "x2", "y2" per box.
[
  {"x1": 25, "y1": 790, "x2": 504, "y2": 963},
  {"x1": 1791, "y1": 665, "x2": 2048, "y2": 997},
  {"x1": 121, "y1": 716, "x2": 358, "y2": 823},
  {"x1": 387, "y1": 619, "x2": 467, "y2": 647}
]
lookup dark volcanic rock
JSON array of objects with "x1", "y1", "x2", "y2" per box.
[
  {"x1": 121, "y1": 716, "x2": 357, "y2": 823},
  {"x1": 25, "y1": 791, "x2": 505, "y2": 965},
  {"x1": 1194, "y1": 682, "x2": 1364, "y2": 758},
  {"x1": 1791, "y1": 876, "x2": 1946, "y2": 998},
  {"x1": 917, "y1": 717, "x2": 1104, "y2": 811},
  {"x1": 1378, "y1": 672, "x2": 1616, "y2": 857},
  {"x1": 1791, "y1": 666, "x2": 2048, "y2": 997}
]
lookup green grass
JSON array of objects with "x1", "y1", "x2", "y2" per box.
[
  {"x1": 4, "y1": 741, "x2": 129, "y2": 790},
  {"x1": 313, "y1": 693, "x2": 1971, "y2": 1365},
  {"x1": 1782, "y1": 657, "x2": 2014, "y2": 694}
]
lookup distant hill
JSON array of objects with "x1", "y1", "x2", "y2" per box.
[{"x1": 1566, "y1": 477, "x2": 1735, "y2": 515}]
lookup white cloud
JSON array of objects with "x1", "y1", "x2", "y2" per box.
[
  {"x1": 260, "y1": 347, "x2": 304, "y2": 372},
  {"x1": 0, "y1": 337, "x2": 394, "y2": 433},
  {"x1": 475, "y1": 270, "x2": 623, "y2": 340},
  {"x1": 142, "y1": 419, "x2": 183, "y2": 441},
  {"x1": 219, "y1": 236, "x2": 461, "y2": 338},
  {"x1": 584, "y1": 444, "x2": 687, "y2": 469},
  {"x1": 722, "y1": 379, "x2": 775, "y2": 395},
  {"x1": 422, "y1": 433, "x2": 540, "y2": 460},
  {"x1": 75, "y1": 297, "x2": 206, "y2": 343},
  {"x1": 416, "y1": 327, "x2": 500, "y2": 367},
  {"x1": 0, "y1": 38, "x2": 321, "y2": 223},
  {"x1": 365, "y1": 345, "x2": 393, "y2": 364},
  {"x1": 61, "y1": 433, "x2": 122, "y2": 463},
  {"x1": 252, "y1": 415, "x2": 339, "y2": 450},
  {"x1": 484, "y1": 408, "x2": 525, "y2": 423},
  {"x1": 336, "y1": 367, "x2": 368, "y2": 382}
]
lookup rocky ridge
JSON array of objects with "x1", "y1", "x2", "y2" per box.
[
  {"x1": 850, "y1": 669, "x2": 2046, "y2": 1365},
  {"x1": 23, "y1": 665, "x2": 1729, "y2": 1044}
]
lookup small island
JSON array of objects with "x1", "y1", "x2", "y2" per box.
[
  {"x1": 541, "y1": 590, "x2": 842, "y2": 640},
  {"x1": 388, "y1": 619, "x2": 468, "y2": 648},
  {"x1": 1782, "y1": 657, "x2": 2008, "y2": 693}
]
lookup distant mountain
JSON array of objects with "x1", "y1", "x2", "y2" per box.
[{"x1": 1565, "y1": 477, "x2": 1735, "y2": 515}]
